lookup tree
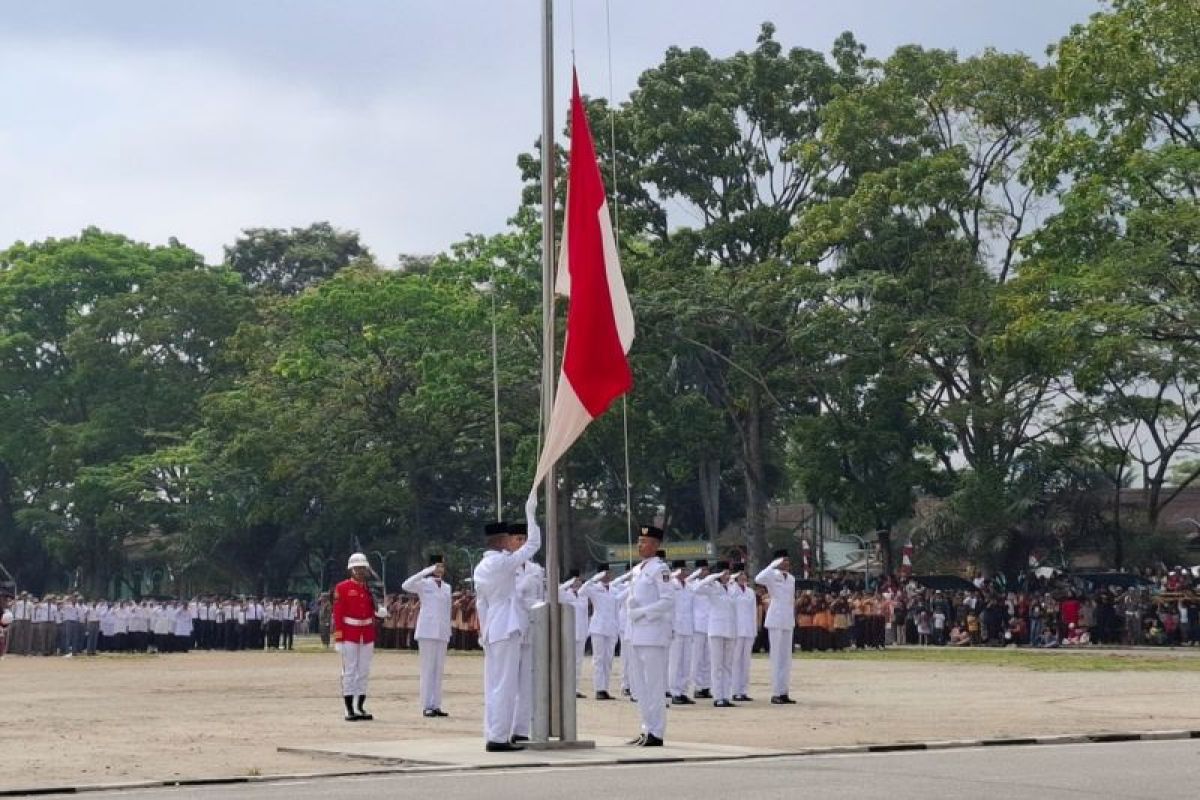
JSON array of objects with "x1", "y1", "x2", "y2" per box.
[
  {"x1": 793, "y1": 44, "x2": 1064, "y2": 576},
  {"x1": 0, "y1": 229, "x2": 250, "y2": 593},
  {"x1": 224, "y1": 222, "x2": 369, "y2": 295},
  {"x1": 586, "y1": 24, "x2": 861, "y2": 566},
  {"x1": 1014, "y1": 0, "x2": 1200, "y2": 538}
]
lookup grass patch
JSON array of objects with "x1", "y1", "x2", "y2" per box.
[{"x1": 792, "y1": 647, "x2": 1200, "y2": 672}]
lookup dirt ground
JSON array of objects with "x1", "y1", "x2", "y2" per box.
[{"x1": 2, "y1": 641, "x2": 1198, "y2": 792}]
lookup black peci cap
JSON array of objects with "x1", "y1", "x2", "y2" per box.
[
  {"x1": 695, "y1": 559, "x2": 709, "y2": 568},
  {"x1": 670, "y1": 560, "x2": 686, "y2": 569},
  {"x1": 428, "y1": 554, "x2": 444, "y2": 565},
  {"x1": 714, "y1": 560, "x2": 730, "y2": 571},
  {"x1": 595, "y1": 562, "x2": 609, "y2": 572},
  {"x1": 731, "y1": 563, "x2": 745, "y2": 573},
  {"x1": 773, "y1": 549, "x2": 790, "y2": 559},
  {"x1": 484, "y1": 521, "x2": 508, "y2": 537},
  {"x1": 568, "y1": 568, "x2": 580, "y2": 579},
  {"x1": 655, "y1": 549, "x2": 667, "y2": 559},
  {"x1": 639, "y1": 525, "x2": 665, "y2": 540},
  {"x1": 508, "y1": 522, "x2": 528, "y2": 537}
]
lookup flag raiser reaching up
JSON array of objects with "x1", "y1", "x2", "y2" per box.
[{"x1": 529, "y1": 69, "x2": 635, "y2": 499}]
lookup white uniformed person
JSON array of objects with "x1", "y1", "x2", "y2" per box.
[
  {"x1": 558, "y1": 570, "x2": 589, "y2": 698},
  {"x1": 624, "y1": 524, "x2": 674, "y2": 746},
  {"x1": 510, "y1": 522, "x2": 544, "y2": 744},
  {"x1": 401, "y1": 554, "x2": 453, "y2": 718},
  {"x1": 667, "y1": 560, "x2": 695, "y2": 704},
  {"x1": 755, "y1": 549, "x2": 797, "y2": 704},
  {"x1": 729, "y1": 564, "x2": 757, "y2": 701},
  {"x1": 472, "y1": 496, "x2": 542, "y2": 752},
  {"x1": 687, "y1": 560, "x2": 713, "y2": 698},
  {"x1": 695, "y1": 561, "x2": 737, "y2": 707},
  {"x1": 580, "y1": 563, "x2": 620, "y2": 700}
]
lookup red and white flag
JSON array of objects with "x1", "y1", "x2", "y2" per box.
[
  {"x1": 901, "y1": 540, "x2": 914, "y2": 578},
  {"x1": 530, "y1": 70, "x2": 634, "y2": 496},
  {"x1": 800, "y1": 539, "x2": 812, "y2": 580}
]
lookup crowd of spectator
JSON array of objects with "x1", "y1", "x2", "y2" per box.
[{"x1": 3, "y1": 564, "x2": 1197, "y2": 658}]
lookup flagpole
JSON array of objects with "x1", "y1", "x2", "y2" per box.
[{"x1": 539, "y1": 0, "x2": 567, "y2": 742}]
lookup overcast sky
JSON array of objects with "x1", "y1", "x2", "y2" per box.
[{"x1": 1, "y1": 0, "x2": 1101, "y2": 265}]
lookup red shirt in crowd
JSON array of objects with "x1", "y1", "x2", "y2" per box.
[{"x1": 1060, "y1": 597, "x2": 1081, "y2": 627}]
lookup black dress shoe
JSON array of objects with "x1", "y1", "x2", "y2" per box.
[
  {"x1": 665, "y1": 692, "x2": 672, "y2": 698},
  {"x1": 344, "y1": 712, "x2": 363, "y2": 721},
  {"x1": 510, "y1": 734, "x2": 530, "y2": 743},
  {"x1": 770, "y1": 695, "x2": 785, "y2": 704},
  {"x1": 640, "y1": 734, "x2": 664, "y2": 747},
  {"x1": 423, "y1": 709, "x2": 438, "y2": 718},
  {"x1": 576, "y1": 692, "x2": 586, "y2": 698},
  {"x1": 627, "y1": 734, "x2": 647, "y2": 745},
  {"x1": 486, "y1": 741, "x2": 524, "y2": 752},
  {"x1": 713, "y1": 699, "x2": 736, "y2": 708},
  {"x1": 694, "y1": 688, "x2": 712, "y2": 699},
  {"x1": 732, "y1": 694, "x2": 753, "y2": 702},
  {"x1": 356, "y1": 711, "x2": 374, "y2": 720},
  {"x1": 672, "y1": 695, "x2": 695, "y2": 705},
  {"x1": 779, "y1": 695, "x2": 796, "y2": 704},
  {"x1": 596, "y1": 691, "x2": 613, "y2": 700},
  {"x1": 433, "y1": 709, "x2": 450, "y2": 717}
]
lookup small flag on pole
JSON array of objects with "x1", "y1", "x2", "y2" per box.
[
  {"x1": 800, "y1": 539, "x2": 812, "y2": 580},
  {"x1": 530, "y1": 70, "x2": 634, "y2": 497}
]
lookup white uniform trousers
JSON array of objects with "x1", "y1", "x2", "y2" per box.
[
  {"x1": 512, "y1": 641, "x2": 533, "y2": 737},
  {"x1": 691, "y1": 631, "x2": 711, "y2": 691},
  {"x1": 619, "y1": 635, "x2": 630, "y2": 691},
  {"x1": 668, "y1": 633, "x2": 692, "y2": 696},
  {"x1": 627, "y1": 644, "x2": 668, "y2": 738},
  {"x1": 707, "y1": 635, "x2": 735, "y2": 701},
  {"x1": 591, "y1": 634, "x2": 616, "y2": 692},
  {"x1": 417, "y1": 637, "x2": 448, "y2": 711},
  {"x1": 731, "y1": 635, "x2": 753, "y2": 696},
  {"x1": 484, "y1": 634, "x2": 522, "y2": 743},
  {"x1": 574, "y1": 637, "x2": 586, "y2": 692},
  {"x1": 768, "y1": 628, "x2": 794, "y2": 696},
  {"x1": 339, "y1": 641, "x2": 374, "y2": 696}
]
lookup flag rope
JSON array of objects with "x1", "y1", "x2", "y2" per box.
[{"x1": 605, "y1": 0, "x2": 635, "y2": 567}]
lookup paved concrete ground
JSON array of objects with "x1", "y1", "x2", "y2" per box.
[
  {"x1": 279, "y1": 734, "x2": 789, "y2": 768},
  {"x1": 88, "y1": 740, "x2": 1200, "y2": 800}
]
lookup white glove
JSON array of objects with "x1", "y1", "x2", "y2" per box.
[{"x1": 525, "y1": 493, "x2": 541, "y2": 537}]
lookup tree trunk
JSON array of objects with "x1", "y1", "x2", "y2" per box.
[
  {"x1": 877, "y1": 526, "x2": 894, "y2": 578},
  {"x1": 738, "y1": 388, "x2": 769, "y2": 570},
  {"x1": 1113, "y1": 477, "x2": 1123, "y2": 570},
  {"x1": 698, "y1": 458, "x2": 721, "y2": 542}
]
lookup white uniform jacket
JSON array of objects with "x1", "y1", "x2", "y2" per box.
[
  {"x1": 754, "y1": 560, "x2": 797, "y2": 630},
  {"x1": 625, "y1": 557, "x2": 675, "y2": 647},
  {"x1": 472, "y1": 525, "x2": 542, "y2": 645},
  {"x1": 581, "y1": 580, "x2": 621, "y2": 638},
  {"x1": 696, "y1": 575, "x2": 737, "y2": 638},
  {"x1": 401, "y1": 567, "x2": 453, "y2": 643}
]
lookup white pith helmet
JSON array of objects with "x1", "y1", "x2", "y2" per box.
[{"x1": 347, "y1": 552, "x2": 371, "y2": 570}]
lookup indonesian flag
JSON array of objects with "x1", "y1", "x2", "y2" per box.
[
  {"x1": 530, "y1": 70, "x2": 634, "y2": 495},
  {"x1": 800, "y1": 539, "x2": 812, "y2": 580},
  {"x1": 901, "y1": 540, "x2": 914, "y2": 578}
]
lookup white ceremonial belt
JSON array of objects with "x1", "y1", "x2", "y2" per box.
[{"x1": 343, "y1": 617, "x2": 374, "y2": 627}]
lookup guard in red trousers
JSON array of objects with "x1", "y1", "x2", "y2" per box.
[{"x1": 333, "y1": 553, "x2": 385, "y2": 720}]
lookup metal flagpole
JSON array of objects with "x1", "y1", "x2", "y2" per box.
[
  {"x1": 539, "y1": 0, "x2": 568, "y2": 742},
  {"x1": 491, "y1": 271, "x2": 503, "y2": 519}
]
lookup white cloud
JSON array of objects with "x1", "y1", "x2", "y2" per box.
[{"x1": 0, "y1": 36, "x2": 534, "y2": 264}]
